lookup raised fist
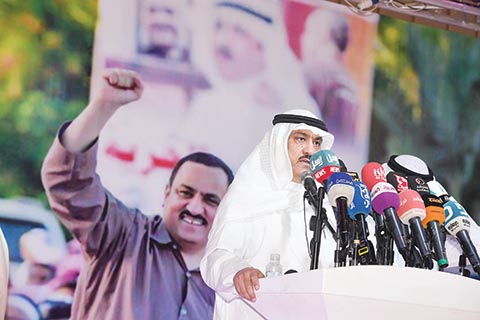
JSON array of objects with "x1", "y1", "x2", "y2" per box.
[{"x1": 91, "y1": 68, "x2": 144, "y2": 112}]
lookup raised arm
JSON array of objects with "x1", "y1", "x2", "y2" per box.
[{"x1": 41, "y1": 69, "x2": 144, "y2": 257}]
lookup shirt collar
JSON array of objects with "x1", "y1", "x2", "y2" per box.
[
  {"x1": 150, "y1": 215, "x2": 174, "y2": 245},
  {"x1": 149, "y1": 215, "x2": 202, "y2": 272}
]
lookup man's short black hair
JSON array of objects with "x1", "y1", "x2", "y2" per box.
[{"x1": 168, "y1": 152, "x2": 234, "y2": 186}]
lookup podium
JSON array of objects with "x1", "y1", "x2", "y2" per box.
[{"x1": 242, "y1": 266, "x2": 480, "y2": 320}]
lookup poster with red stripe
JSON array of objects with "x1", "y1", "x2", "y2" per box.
[{"x1": 92, "y1": 0, "x2": 378, "y2": 215}]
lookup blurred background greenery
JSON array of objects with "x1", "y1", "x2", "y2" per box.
[
  {"x1": 0, "y1": 0, "x2": 478, "y2": 222},
  {"x1": 372, "y1": 16, "x2": 480, "y2": 222},
  {"x1": 0, "y1": 0, "x2": 97, "y2": 199}
]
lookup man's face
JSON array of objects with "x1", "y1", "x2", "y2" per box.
[
  {"x1": 142, "y1": 0, "x2": 184, "y2": 52},
  {"x1": 287, "y1": 129, "x2": 323, "y2": 183},
  {"x1": 213, "y1": 17, "x2": 266, "y2": 82},
  {"x1": 163, "y1": 161, "x2": 229, "y2": 250}
]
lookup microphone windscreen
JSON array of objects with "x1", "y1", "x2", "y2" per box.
[
  {"x1": 386, "y1": 171, "x2": 409, "y2": 193},
  {"x1": 301, "y1": 171, "x2": 314, "y2": 184},
  {"x1": 427, "y1": 180, "x2": 450, "y2": 202},
  {"x1": 348, "y1": 181, "x2": 371, "y2": 220},
  {"x1": 361, "y1": 162, "x2": 386, "y2": 191},
  {"x1": 397, "y1": 189, "x2": 426, "y2": 224},
  {"x1": 371, "y1": 182, "x2": 400, "y2": 214},
  {"x1": 310, "y1": 150, "x2": 341, "y2": 184},
  {"x1": 421, "y1": 195, "x2": 445, "y2": 227},
  {"x1": 326, "y1": 172, "x2": 354, "y2": 205},
  {"x1": 444, "y1": 200, "x2": 471, "y2": 236}
]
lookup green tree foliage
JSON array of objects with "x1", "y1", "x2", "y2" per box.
[
  {"x1": 372, "y1": 16, "x2": 480, "y2": 221},
  {"x1": 0, "y1": 0, "x2": 97, "y2": 198}
]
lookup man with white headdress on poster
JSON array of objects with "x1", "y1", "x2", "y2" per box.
[
  {"x1": 200, "y1": 109, "x2": 338, "y2": 319},
  {"x1": 178, "y1": 0, "x2": 318, "y2": 171},
  {"x1": 300, "y1": 7, "x2": 359, "y2": 142}
]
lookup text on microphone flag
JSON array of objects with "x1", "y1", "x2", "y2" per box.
[
  {"x1": 310, "y1": 150, "x2": 339, "y2": 172},
  {"x1": 313, "y1": 166, "x2": 341, "y2": 181},
  {"x1": 444, "y1": 201, "x2": 471, "y2": 235}
]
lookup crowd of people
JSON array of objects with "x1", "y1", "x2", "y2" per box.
[{"x1": 6, "y1": 229, "x2": 84, "y2": 320}]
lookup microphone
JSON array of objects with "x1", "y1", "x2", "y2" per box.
[
  {"x1": 386, "y1": 171, "x2": 409, "y2": 193},
  {"x1": 397, "y1": 189, "x2": 434, "y2": 269},
  {"x1": 443, "y1": 200, "x2": 480, "y2": 275},
  {"x1": 327, "y1": 172, "x2": 355, "y2": 266},
  {"x1": 348, "y1": 181, "x2": 371, "y2": 225},
  {"x1": 361, "y1": 162, "x2": 387, "y2": 191},
  {"x1": 327, "y1": 172, "x2": 355, "y2": 206},
  {"x1": 362, "y1": 162, "x2": 408, "y2": 263},
  {"x1": 307, "y1": 150, "x2": 340, "y2": 270},
  {"x1": 406, "y1": 175, "x2": 430, "y2": 196},
  {"x1": 301, "y1": 171, "x2": 318, "y2": 208},
  {"x1": 427, "y1": 180, "x2": 450, "y2": 203},
  {"x1": 386, "y1": 171, "x2": 430, "y2": 197},
  {"x1": 421, "y1": 194, "x2": 448, "y2": 269},
  {"x1": 338, "y1": 159, "x2": 348, "y2": 172},
  {"x1": 339, "y1": 158, "x2": 360, "y2": 181},
  {"x1": 348, "y1": 180, "x2": 375, "y2": 264},
  {"x1": 370, "y1": 182, "x2": 409, "y2": 262},
  {"x1": 310, "y1": 150, "x2": 341, "y2": 185}
]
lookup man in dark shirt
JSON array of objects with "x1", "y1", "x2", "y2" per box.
[{"x1": 41, "y1": 68, "x2": 233, "y2": 319}]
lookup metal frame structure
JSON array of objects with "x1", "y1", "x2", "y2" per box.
[{"x1": 315, "y1": 0, "x2": 480, "y2": 37}]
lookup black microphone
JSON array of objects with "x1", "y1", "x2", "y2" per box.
[
  {"x1": 397, "y1": 189, "x2": 434, "y2": 269},
  {"x1": 407, "y1": 175, "x2": 430, "y2": 196},
  {"x1": 339, "y1": 159, "x2": 348, "y2": 172},
  {"x1": 444, "y1": 200, "x2": 480, "y2": 276},
  {"x1": 363, "y1": 163, "x2": 408, "y2": 264},
  {"x1": 301, "y1": 171, "x2": 318, "y2": 208},
  {"x1": 348, "y1": 180, "x2": 376, "y2": 265},
  {"x1": 327, "y1": 172, "x2": 355, "y2": 267},
  {"x1": 386, "y1": 171, "x2": 410, "y2": 193},
  {"x1": 339, "y1": 158, "x2": 360, "y2": 181},
  {"x1": 421, "y1": 194, "x2": 448, "y2": 269}
]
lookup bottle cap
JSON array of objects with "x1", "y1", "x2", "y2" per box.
[{"x1": 270, "y1": 253, "x2": 280, "y2": 261}]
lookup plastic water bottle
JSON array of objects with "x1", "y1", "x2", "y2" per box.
[{"x1": 265, "y1": 253, "x2": 283, "y2": 277}]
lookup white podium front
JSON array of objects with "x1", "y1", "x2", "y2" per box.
[{"x1": 242, "y1": 266, "x2": 480, "y2": 320}]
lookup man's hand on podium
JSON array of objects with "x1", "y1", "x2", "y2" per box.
[{"x1": 233, "y1": 267, "x2": 265, "y2": 302}]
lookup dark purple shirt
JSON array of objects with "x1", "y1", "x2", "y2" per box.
[{"x1": 41, "y1": 128, "x2": 214, "y2": 320}]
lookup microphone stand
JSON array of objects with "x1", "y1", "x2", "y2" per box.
[
  {"x1": 309, "y1": 186, "x2": 335, "y2": 270},
  {"x1": 374, "y1": 212, "x2": 394, "y2": 265},
  {"x1": 352, "y1": 215, "x2": 377, "y2": 265},
  {"x1": 334, "y1": 197, "x2": 350, "y2": 267}
]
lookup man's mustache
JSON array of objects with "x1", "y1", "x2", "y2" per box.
[{"x1": 179, "y1": 209, "x2": 208, "y2": 226}]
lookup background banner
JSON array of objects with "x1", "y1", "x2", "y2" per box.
[{"x1": 92, "y1": 0, "x2": 378, "y2": 214}]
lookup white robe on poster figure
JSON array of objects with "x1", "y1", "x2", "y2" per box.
[
  {"x1": 181, "y1": 79, "x2": 318, "y2": 171},
  {"x1": 177, "y1": 0, "x2": 319, "y2": 171}
]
